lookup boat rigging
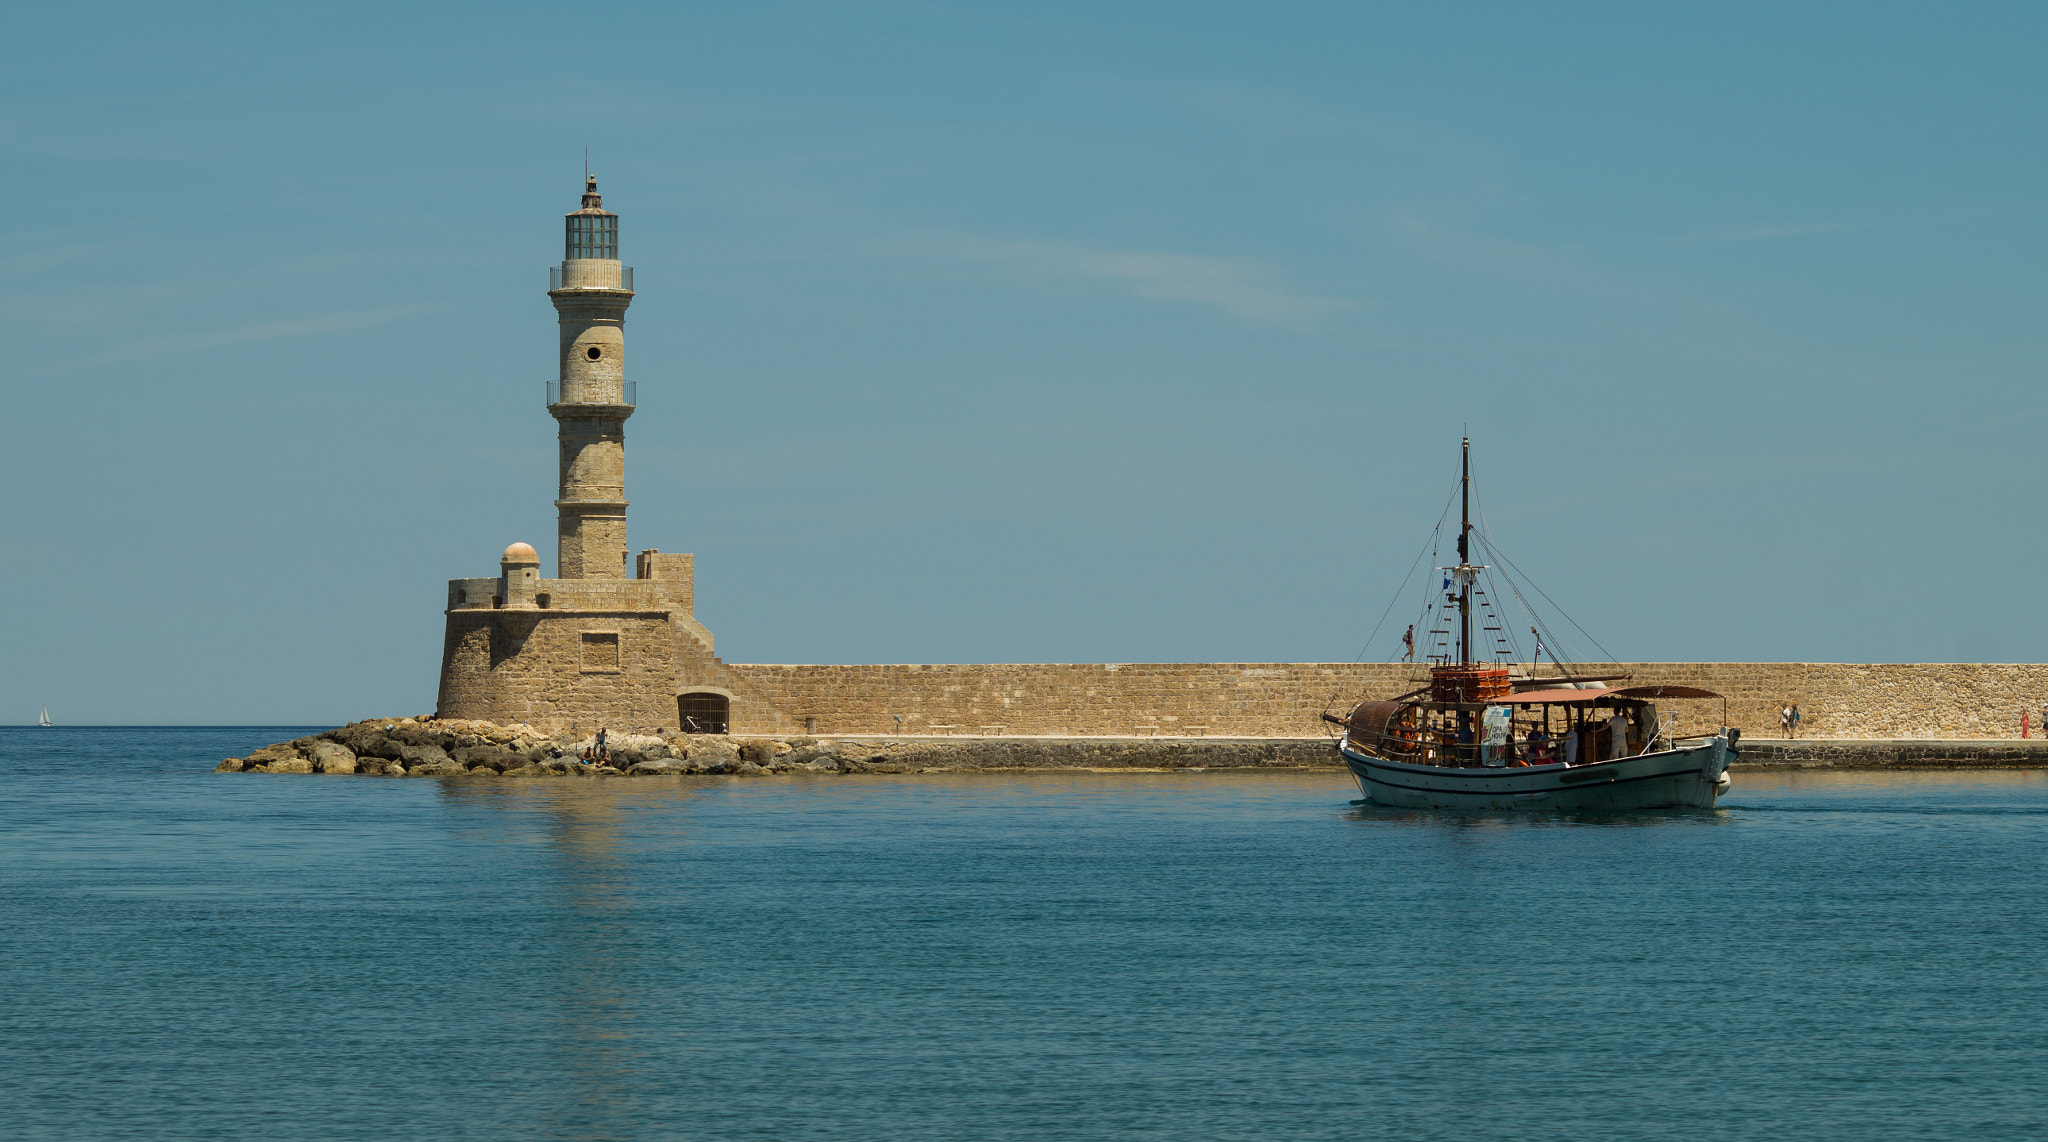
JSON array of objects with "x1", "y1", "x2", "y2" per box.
[{"x1": 1325, "y1": 436, "x2": 1739, "y2": 811}]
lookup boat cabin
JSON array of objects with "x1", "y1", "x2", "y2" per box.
[{"x1": 1343, "y1": 678, "x2": 1723, "y2": 769}]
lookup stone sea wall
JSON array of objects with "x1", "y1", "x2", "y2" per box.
[
  {"x1": 723, "y1": 662, "x2": 2048, "y2": 741},
  {"x1": 1730, "y1": 739, "x2": 2048, "y2": 768}
]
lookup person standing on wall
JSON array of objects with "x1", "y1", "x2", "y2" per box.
[
  {"x1": 1781, "y1": 704, "x2": 1793, "y2": 737},
  {"x1": 1790, "y1": 705, "x2": 1802, "y2": 739},
  {"x1": 1401, "y1": 625, "x2": 1416, "y2": 663}
]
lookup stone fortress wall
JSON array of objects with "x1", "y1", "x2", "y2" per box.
[{"x1": 719, "y1": 661, "x2": 2048, "y2": 741}]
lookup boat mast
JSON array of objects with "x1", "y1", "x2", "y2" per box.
[{"x1": 1458, "y1": 435, "x2": 1472, "y2": 666}]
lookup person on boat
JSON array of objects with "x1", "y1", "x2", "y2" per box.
[
  {"x1": 1607, "y1": 711, "x2": 1631, "y2": 759},
  {"x1": 1522, "y1": 729, "x2": 1552, "y2": 765}
]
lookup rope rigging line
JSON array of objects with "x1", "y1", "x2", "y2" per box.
[
  {"x1": 1321, "y1": 478, "x2": 1463, "y2": 720},
  {"x1": 1411, "y1": 477, "x2": 1460, "y2": 669},
  {"x1": 1476, "y1": 531, "x2": 1623, "y2": 672},
  {"x1": 1348, "y1": 524, "x2": 1438, "y2": 665},
  {"x1": 1470, "y1": 482, "x2": 1606, "y2": 671},
  {"x1": 1467, "y1": 486, "x2": 1546, "y2": 665},
  {"x1": 1470, "y1": 528, "x2": 1581, "y2": 668}
]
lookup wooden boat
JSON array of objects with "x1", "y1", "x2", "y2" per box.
[{"x1": 1326, "y1": 439, "x2": 1737, "y2": 810}]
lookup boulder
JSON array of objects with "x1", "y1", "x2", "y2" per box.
[
  {"x1": 565, "y1": 733, "x2": 668, "y2": 765},
  {"x1": 735, "y1": 760, "x2": 765, "y2": 776},
  {"x1": 244, "y1": 742, "x2": 304, "y2": 768},
  {"x1": 343, "y1": 731, "x2": 405, "y2": 761},
  {"x1": 514, "y1": 738, "x2": 559, "y2": 764},
  {"x1": 501, "y1": 764, "x2": 549, "y2": 777},
  {"x1": 388, "y1": 722, "x2": 451, "y2": 748},
  {"x1": 625, "y1": 759, "x2": 691, "y2": 776},
  {"x1": 327, "y1": 721, "x2": 380, "y2": 749},
  {"x1": 735, "y1": 739, "x2": 779, "y2": 764},
  {"x1": 307, "y1": 741, "x2": 357, "y2": 775},
  {"x1": 684, "y1": 735, "x2": 740, "y2": 764},
  {"x1": 453, "y1": 744, "x2": 520, "y2": 772},
  {"x1": 406, "y1": 759, "x2": 465, "y2": 777},
  {"x1": 215, "y1": 758, "x2": 246, "y2": 773},
  {"x1": 610, "y1": 742, "x2": 674, "y2": 768},
  {"x1": 785, "y1": 743, "x2": 838, "y2": 767},
  {"x1": 262, "y1": 758, "x2": 315, "y2": 774},
  {"x1": 399, "y1": 742, "x2": 452, "y2": 767}
]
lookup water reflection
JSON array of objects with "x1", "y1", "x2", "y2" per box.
[{"x1": 434, "y1": 778, "x2": 720, "y2": 1136}]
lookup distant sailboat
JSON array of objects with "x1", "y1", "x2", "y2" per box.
[{"x1": 38, "y1": 707, "x2": 53, "y2": 727}]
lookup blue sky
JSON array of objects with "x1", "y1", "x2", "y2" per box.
[{"x1": 4, "y1": 2, "x2": 2044, "y2": 723}]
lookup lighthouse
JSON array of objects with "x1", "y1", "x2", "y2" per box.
[
  {"x1": 548, "y1": 176, "x2": 636, "y2": 579},
  {"x1": 439, "y1": 174, "x2": 763, "y2": 739}
]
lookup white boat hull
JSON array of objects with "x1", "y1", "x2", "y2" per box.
[{"x1": 1342, "y1": 735, "x2": 1734, "y2": 811}]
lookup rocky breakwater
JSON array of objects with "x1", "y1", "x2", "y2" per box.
[
  {"x1": 215, "y1": 720, "x2": 1342, "y2": 777},
  {"x1": 220, "y1": 718, "x2": 827, "y2": 777}
]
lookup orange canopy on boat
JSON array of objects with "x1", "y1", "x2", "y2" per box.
[
  {"x1": 1506, "y1": 684, "x2": 1722, "y2": 704},
  {"x1": 1508, "y1": 687, "x2": 1614, "y2": 704},
  {"x1": 1608, "y1": 685, "x2": 1722, "y2": 700}
]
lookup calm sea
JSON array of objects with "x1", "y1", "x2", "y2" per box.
[{"x1": 3, "y1": 727, "x2": 2045, "y2": 1140}]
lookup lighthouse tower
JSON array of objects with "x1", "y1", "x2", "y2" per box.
[
  {"x1": 441, "y1": 174, "x2": 777, "y2": 739},
  {"x1": 548, "y1": 176, "x2": 636, "y2": 579}
]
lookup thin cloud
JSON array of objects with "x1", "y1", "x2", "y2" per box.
[
  {"x1": 0, "y1": 238, "x2": 151, "y2": 275},
  {"x1": 1657, "y1": 221, "x2": 1866, "y2": 245},
  {"x1": 83, "y1": 304, "x2": 434, "y2": 366},
  {"x1": 1394, "y1": 214, "x2": 1623, "y2": 295},
  {"x1": 921, "y1": 234, "x2": 1357, "y2": 323}
]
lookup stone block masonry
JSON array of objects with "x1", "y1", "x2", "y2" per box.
[{"x1": 722, "y1": 662, "x2": 2048, "y2": 741}]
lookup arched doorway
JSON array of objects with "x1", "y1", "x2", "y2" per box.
[{"x1": 678, "y1": 691, "x2": 731, "y2": 735}]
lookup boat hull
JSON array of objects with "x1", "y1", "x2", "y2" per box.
[{"x1": 1342, "y1": 736, "x2": 1733, "y2": 811}]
